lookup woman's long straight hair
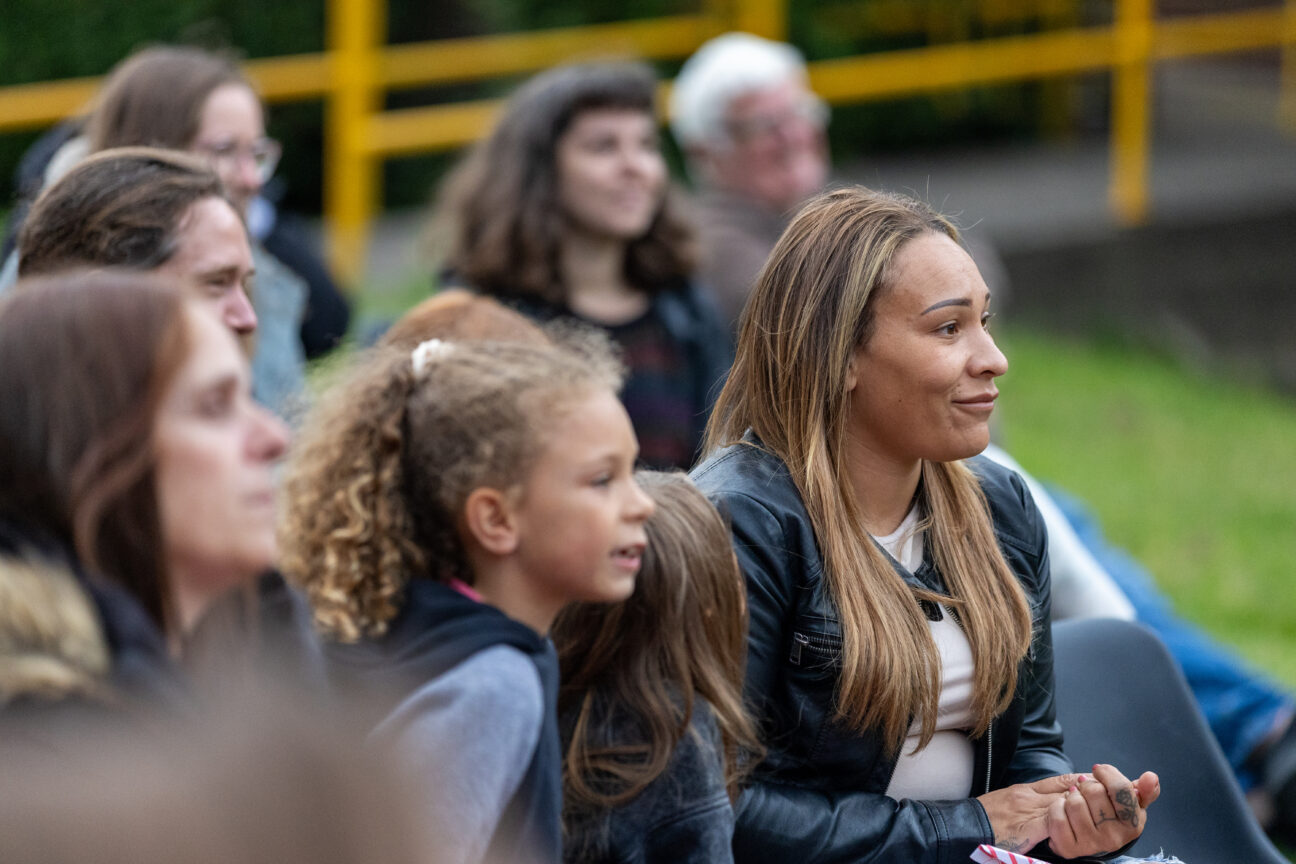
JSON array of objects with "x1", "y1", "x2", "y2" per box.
[
  {"x1": 704, "y1": 187, "x2": 1033, "y2": 754},
  {"x1": 0, "y1": 271, "x2": 191, "y2": 635}
]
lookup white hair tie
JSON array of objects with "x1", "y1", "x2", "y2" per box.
[{"x1": 411, "y1": 338, "x2": 454, "y2": 377}]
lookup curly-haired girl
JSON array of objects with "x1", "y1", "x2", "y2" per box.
[
  {"x1": 553, "y1": 470, "x2": 760, "y2": 863},
  {"x1": 279, "y1": 337, "x2": 655, "y2": 864}
]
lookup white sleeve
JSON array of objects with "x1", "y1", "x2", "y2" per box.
[
  {"x1": 370, "y1": 644, "x2": 545, "y2": 864},
  {"x1": 981, "y1": 444, "x2": 1136, "y2": 621}
]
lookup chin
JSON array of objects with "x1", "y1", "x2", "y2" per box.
[
  {"x1": 599, "y1": 575, "x2": 638, "y2": 604},
  {"x1": 235, "y1": 545, "x2": 278, "y2": 579},
  {"x1": 606, "y1": 217, "x2": 655, "y2": 241},
  {"x1": 951, "y1": 440, "x2": 991, "y2": 461},
  {"x1": 931, "y1": 436, "x2": 991, "y2": 463}
]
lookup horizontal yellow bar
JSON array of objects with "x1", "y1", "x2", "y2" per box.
[
  {"x1": 0, "y1": 77, "x2": 99, "y2": 130},
  {"x1": 362, "y1": 99, "x2": 506, "y2": 155},
  {"x1": 360, "y1": 80, "x2": 672, "y2": 156},
  {"x1": 4, "y1": 7, "x2": 1295, "y2": 135},
  {"x1": 245, "y1": 53, "x2": 331, "y2": 101},
  {"x1": 1153, "y1": 8, "x2": 1291, "y2": 59},
  {"x1": 0, "y1": 56, "x2": 334, "y2": 132},
  {"x1": 380, "y1": 15, "x2": 717, "y2": 88},
  {"x1": 807, "y1": 25, "x2": 1119, "y2": 102}
]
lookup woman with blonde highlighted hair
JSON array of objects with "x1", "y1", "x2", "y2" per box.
[{"x1": 691, "y1": 187, "x2": 1159, "y2": 862}]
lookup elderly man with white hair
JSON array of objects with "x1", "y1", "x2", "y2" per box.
[{"x1": 669, "y1": 33, "x2": 830, "y2": 326}]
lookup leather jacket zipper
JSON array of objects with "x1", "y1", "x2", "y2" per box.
[
  {"x1": 789, "y1": 630, "x2": 838, "y2": 666},
  {"x1": 984, "y1": 721, "x2": 994, "y2": 794}
]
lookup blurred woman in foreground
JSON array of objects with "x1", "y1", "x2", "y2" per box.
[{"x1": 0, "y1": 271, "x2": 289, "y2": 713}]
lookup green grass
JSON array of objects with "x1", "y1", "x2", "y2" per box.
[{"x1": 996, "y1": 328, "x2": 1296, "y2": 689}]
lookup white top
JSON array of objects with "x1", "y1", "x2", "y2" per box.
[
  {"x1": 874, "y1": 506, "x2": 976, "y2": 801},
  {"x1": 981, "y1": 443, "x2": 1135, "y2": 621}
]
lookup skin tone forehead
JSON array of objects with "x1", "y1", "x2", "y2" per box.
[
  {"x1": 531, "y1": 388, "x2": 637, "y2": 476},
  {"x1": 170, "y1": 197, "x2": 254, "y2": 278},
  {"x1": 193, "y1": 82, "x2": 264, "y2": 144},
  {"x1": 726, "y1": 78, "x2": 808, "y2": 120},
  {"x1": 883, "y1": 233, "x2": 989, "y2": 320},
  {"x1": 563, "y1": 107, "x2": 657, "y2": 138}
]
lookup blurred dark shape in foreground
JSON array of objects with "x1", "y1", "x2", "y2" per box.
[{"x1": 0, "y1": 686, "x2": 427, "y2": 864}]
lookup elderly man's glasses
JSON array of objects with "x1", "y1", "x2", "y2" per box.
[{"x1": 725, "y1": 96, "x2": 828, "y2": 145}]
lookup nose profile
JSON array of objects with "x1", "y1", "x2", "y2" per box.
[
  {"x1": 237, "y1": 156, "x2": 263, "y2": 196},
  {"x1": 976, "y1": 329, "x2": 1009, "y2": 378},
  {"x1": 224, "y1": 287, "x2": 258, "y2": 336},
  {"x1": 250, "y1": 405, "x2": 290, "y2": 461},
  {"x1": 628, "y1": 479, "x2": 656, "y2": 522}
]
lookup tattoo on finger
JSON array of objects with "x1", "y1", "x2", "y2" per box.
[{"x1": 1115, "y1": 788, "x2": 1140, "y2": 829}]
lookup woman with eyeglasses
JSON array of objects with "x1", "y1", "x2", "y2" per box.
[{"x1": 0, "y1": 46, "x2": 350, "y2": 418}]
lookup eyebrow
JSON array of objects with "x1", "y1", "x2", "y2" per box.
[
  {"x1": 921, "y1": 292, "x2": 991, "y2": 316},
  {"x1": 196, "y1": 265, "x2": 255, "y2": 283},
  {"x1": 198, "y1": 265, "x2": 240, "y2": 279}
]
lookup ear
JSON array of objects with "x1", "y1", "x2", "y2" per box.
[
  {"x1": 844, "y1": 350, "x2": 860, "y2": 394},
  {"x1": 462, "y1": 487, "x2": 520, "y2": 557}
]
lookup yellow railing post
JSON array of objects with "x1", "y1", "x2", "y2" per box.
[
  {"x1": 1281, "y1": 0, "x2": 1296, "y2": 132},
  {"x1": 326, "y1": 0, "x2": 384, "y2": 284},
  {"x1": 1110, "y1": 0, "x2": 1153, "y2": 225},
  {"x1": 731, "y1": 0, "x2": 787, "y2": 42}
]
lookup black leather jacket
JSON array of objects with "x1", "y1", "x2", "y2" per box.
[{"x1": 691, "y1": 441, "x2": 1078, "y2": 864}]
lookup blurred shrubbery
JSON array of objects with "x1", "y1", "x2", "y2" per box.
[{"x1": 1, "y1": 0, "x2": 1096, "y2": 214}]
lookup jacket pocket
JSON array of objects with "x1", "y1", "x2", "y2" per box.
[
  {"x1": 785, "y1": 625, "x2": 887, "y2": 780},
  {"x1": 788, "y1": 628, "x2": 842, "y2": 672}
]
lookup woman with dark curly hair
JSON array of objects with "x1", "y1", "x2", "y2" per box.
[{"x1": 436, "y1": 61, "x2": 731, "y2": 470}]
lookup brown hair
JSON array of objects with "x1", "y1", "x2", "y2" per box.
[
  {"x1": 279, "y1": 338, "x2": 624, "y2": 643},
  {"x1": 86, "y1": 45, "x2": 250, "y2": 152},
  {"x1": 377, "y1": 288, "x2": 550, "y2": 351},
  {"x1": 436, "y1": 61, "x2": 696, "y2": 305},
  {"x1": 704, "y1": 187, "x2": 1033, "y2": 754},
  {"x1": 0, "y1": 270, "x2": 192, "y2": 634},
  {"x1": 17, "y1": 147, "x2": 230, "y2": 279},
  {"x1": 554, "y1": 470, "x2": 760, "y2": 821}
]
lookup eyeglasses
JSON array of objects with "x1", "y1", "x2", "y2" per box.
[
  {"x1": 193, "y1": 137, "x2": 283, "y2": 184},
  {"x1": 725, "y1": 96, "x2": 829, "y2": 145}
]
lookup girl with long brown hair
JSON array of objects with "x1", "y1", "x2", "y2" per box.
[
  {"x1": 436, "y1": 61, "x2": 731, "y2": 470},
  {"x1": 691, "y1": 187, "x2": 1159, "y2": 861},
  {"x1": 553, "y1": 470, "x2": 760, "y2": 862}
]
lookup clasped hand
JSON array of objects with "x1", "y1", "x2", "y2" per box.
[{"x1": 977, "y1": 763, "x2": 1160, "y2": 858}]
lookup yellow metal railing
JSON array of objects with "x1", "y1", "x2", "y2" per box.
[{"x1": 1, "y1": 1, "x2": 1295, "y2": 281}]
